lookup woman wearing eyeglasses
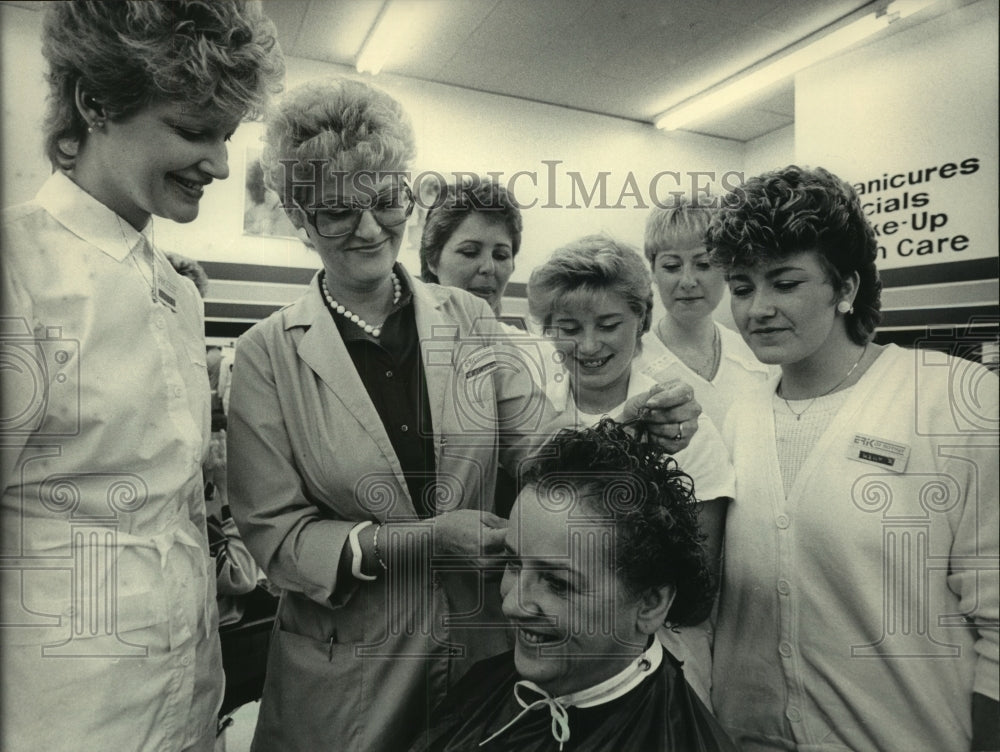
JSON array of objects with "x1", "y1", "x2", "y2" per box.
[{"x1": 226, "y1": 78, "x2": 704, "y2": 752}]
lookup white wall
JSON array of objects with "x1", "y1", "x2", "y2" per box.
[
  {"x1": 0, "y1": 4, "x2": 50, "y2": 209},
  {"x1": 743, "y1": 124, "x2": 795, "y2": 179}
]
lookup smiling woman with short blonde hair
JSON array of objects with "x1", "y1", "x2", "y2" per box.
[{"x1": 1, "y1": 3, "x2": 283, "y2": 750}]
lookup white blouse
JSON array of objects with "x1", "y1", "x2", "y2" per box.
[
  {"x1": 1, "y1": 171, "x2": 221, "y2": 751},
  {"x1": 636, "y1": 320, "x2": 775, "y2": 431}
]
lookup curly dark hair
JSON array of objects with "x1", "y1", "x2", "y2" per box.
[
  {"x1": 165, "y1": 251, "x2": 209, "y2": 298},
  {"x1": 42, "y1": 0, "x2": 284, "y2": 171},
  {"x1": 706, "y1": 165, "x2": 882, "y2": 345},
  {"x1": 419, "y1": 178, "x2": 522, "y2": 283},
  {"x1": 518, "y1": 418, "x2": 714, "y2": 628}
]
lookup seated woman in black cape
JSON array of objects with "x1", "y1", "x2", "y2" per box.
[{"x1": 412, "y1": 419, "x2": 737, "y2": 752}]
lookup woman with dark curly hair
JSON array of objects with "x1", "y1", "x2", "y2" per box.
[
  {"x1": 420, "y1": 177, "x2": 522, "y2": 317},
  {"x1": 413, "y1": 418, "x2": 737, "y2": 751},
  {"x1": 0, "y1": 3, "x2": 283, "y2": 750},
  {"x1": 706, "y1": 165, "x2": 999, "y2": 752}
]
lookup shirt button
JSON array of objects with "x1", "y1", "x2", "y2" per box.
[
  {"x1": 181, "y1": 656, "x2": 191, "y2": 666},
  {"x1": 786, "y1": 706, "x2": 801, "y2": 723},
  {"x1": 779, "y1": 642, "x2": 793, "y2": 657},
  {"x1": 173, "y1": 386, "x2": 183, "y2": 398},
  {"x1": 385, "y1": 370, "x2": 393, "y2": 379},
  {"x1": 400, "y1": 424, "x2": 409, "y2": 433},
  {"x1": 776, "y1": 514, "x2": 790, "y2": 529},
  {"x1": 155, "y1": 317, "x2": 165, "y2": 329},
  {"x1": 777, "y1": 579, "x2": 791, "y2": 595}
]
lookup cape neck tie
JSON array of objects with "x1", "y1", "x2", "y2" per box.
[{"x1": 478, "y1": 639, "x2": 663, "y2": 750}]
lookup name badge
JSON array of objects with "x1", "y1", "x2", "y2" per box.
[
  {"x1": 846, "y1": 433, "x2": 910, "y2": 472},
  {"x1": 153, "y1": 257, "x2": 179, "y2": 312},
  {"x1": 157, "y1": 284, "x2": 178, "y2": 312},
  {"x1": 462, "y1": 346, "x2": 498, "y2": 380}
]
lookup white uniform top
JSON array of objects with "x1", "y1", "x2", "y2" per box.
[
  {"x1": 1, "y1": 171, "x2": 221, "y2": 751},
  {"x1": 713, "y1": 344, "x2": 999, "y2": 751},
  {"x1": 636, "y1": 320, "x2": 774, "y2": 431}
]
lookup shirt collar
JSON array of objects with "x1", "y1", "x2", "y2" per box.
[
  {"x1": 35, "y1": 171, "x2": 152, "y2": 261},
  {"x1": 547, "y1": 363, "x2": 655, "y2": 418}
]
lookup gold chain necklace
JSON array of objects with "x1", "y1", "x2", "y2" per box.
[{"x1": 779, "y1": 343, "x2": 868, "y2": 421}]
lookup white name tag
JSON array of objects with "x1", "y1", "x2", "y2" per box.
[
  {"x1": 846, "y1": 433, "x2": 910, "y2": 472},
  {"x1": 154, "y1": 257, "x2": 179, "y2": 312},
  {"x1": 462, "y1": 346, "x2": 498, "y2": 380}
]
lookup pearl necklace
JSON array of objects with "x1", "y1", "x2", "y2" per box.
[{"x1": 321, "y1": 271, "x2": 401, "y2": 338}]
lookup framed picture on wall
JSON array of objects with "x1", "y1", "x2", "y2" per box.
[{"x1": 243, "y1": 147, "x2": 299, "y2": 239}]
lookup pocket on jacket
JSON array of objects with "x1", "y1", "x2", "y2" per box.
[{"x1": 255, "y1": 624, "x2": 366, "y2": 747}]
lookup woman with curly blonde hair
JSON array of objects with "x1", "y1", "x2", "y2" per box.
[{"x1": 1, "y1": 3, "x2": 283, "y2": 750}]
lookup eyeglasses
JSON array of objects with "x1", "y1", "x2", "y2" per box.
[{"x1": 300, "y1": 183, "x2": 415, "y2": 239}]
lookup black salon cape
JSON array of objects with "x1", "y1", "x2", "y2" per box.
[{"x1": 409, "y1": 649, "x2": 738, "y2": 752}]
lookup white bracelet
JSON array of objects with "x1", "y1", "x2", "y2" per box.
[{"x1": 349, "y1": 521, "x2": 377, "y2": 582}]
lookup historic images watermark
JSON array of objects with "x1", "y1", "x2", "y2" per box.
[
  {"x1": 274, "y1": 161, "x2": 746, "y2": 211},
  {"x1": 849, "y1": 321, "x2": 999, "y2": 661},
  {"x1": 1, "y1": 316, "x2": 152, "y2": 658}
]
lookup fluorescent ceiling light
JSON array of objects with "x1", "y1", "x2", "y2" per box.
[
  {"x1": 356, "y1": 1, "x2": 427, "y2": 75},
  {"x1": 654, "y1": 0, "x2": 936, "y2": 131}
]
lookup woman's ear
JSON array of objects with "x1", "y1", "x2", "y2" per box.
[
  {"x1": 635, "y1": 584, "x2": 675, "y2": 636},
  {"x1": 842, "y1": 270, "x2": 861, "y2": 306},
  {"x1": 74, "y1": 80, "x2": 105, "y2": 129}
]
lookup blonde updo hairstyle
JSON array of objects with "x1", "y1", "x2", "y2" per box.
[{"x1": 261, "y1": 77, "x2": 417, "y2": 234}]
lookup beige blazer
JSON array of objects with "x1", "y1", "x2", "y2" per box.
[{"x1": 228, "y1": 268, "x2": 562, "y2": 751}]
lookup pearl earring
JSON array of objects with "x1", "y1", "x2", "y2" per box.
[
  {"x1": 837, "y1": 300, "x2": 853, "y2": 314},
  {"x1": 87, "y1": 120, "x2": 105, "y2": 134}
]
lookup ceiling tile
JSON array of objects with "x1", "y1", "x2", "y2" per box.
[
  {"x1": 261, "y1": 0, "x2": 311, "y2": 57},
  {"x1": 260, "y1": 0, "x2": 892, "y2": 141},
  {"x1": 390, "y1": 0, "x2": 503, "y2": 80},
  {"x1": 684, "y1": 105, "x2": 794, "y2": 142},
  {"x1": 292, "y1": 0, "x2": 384, "y2": 64}
]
